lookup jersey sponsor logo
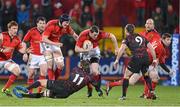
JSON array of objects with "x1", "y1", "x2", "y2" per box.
[{"x1": 148, "y1": 34, "x2": 154, "y2": 40}]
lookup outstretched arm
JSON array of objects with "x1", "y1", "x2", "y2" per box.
[
  {"x1": 42, "y1": 36, "x2": 63, "y2": 47},
  {"x1": 113, "y1": 43, "x2": 127, "y2": 69},
  {"x1": 109, "y1": 33, "x2": 119, "y2": 55}
]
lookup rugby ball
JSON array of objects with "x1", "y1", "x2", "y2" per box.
[{"x1": 83, "y1": 40, "x2": 93, "y2": 50}]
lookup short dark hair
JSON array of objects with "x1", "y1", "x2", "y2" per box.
[
  {"x1": 162, "y1": 33, "x2": 171, "y2": 39},
  {"x1": 125, "y1": 24, "x2": 135, "y2": 34},
  {"x1": 7, "y1": 21, "x2": 18, "y2": 29},
  {"x1": 36, "y1": 17, "x2": 46, "y2": 23},
  {"x1": 90, "y1": 25, "x2": 99, "y2": 33}
]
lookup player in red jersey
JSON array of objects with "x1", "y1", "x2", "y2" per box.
[
  {"x1": 139, "y1": 33, "x2": 173, "y2": 98},
  {"x1": 0, "y1": 21, "x2": 26, "y2": 96},
  {"x1": 75, "y1": 25, "x2": 119, "y2": 97},
  {"x1": 41, "y1": 14, "x2": 79, "y2": 80},
  {"x1": 23, "y1": 17, "x2": 47, "y2": 93}
]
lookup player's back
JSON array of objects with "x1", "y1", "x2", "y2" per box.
[
  {"x1": 62, "y1": 67, "x2": 92, "y2": 95},
  {"x1": 123, "y1": 33, "x2": 149, "y2": 58}
]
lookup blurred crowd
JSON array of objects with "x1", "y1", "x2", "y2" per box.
[{"x1": 0, "y1": 0, "x2": 179, "y2": 57}]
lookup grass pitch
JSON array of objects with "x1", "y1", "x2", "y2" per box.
[{"x1": 0, "y1": 81, "x2": 180, "y2": 106}]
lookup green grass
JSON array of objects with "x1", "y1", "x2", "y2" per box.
[{"x1": 0, "y1": 81, "x2": 180, "y2": 106}]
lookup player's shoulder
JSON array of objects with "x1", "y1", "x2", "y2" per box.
[
  {"x1": 29, "y1": 27, "x2": 38, "y2": 31},
  {"x1": 13, "y1": 36, "x2": 21, "y2": 43},
  {"x1": 82, "y1": 29, "x2": 90, "y2": 34},
  {"x1": 27, "y1": 27, "x2": 38, "y2": 34},
  {"x1": 1, "y1": 32, "x2": 8, "y2": 36},
  {"x1": 79, "y1": 29, "x2": 90, "y2": 37},
  {"x1": 47, "y1": 19, "x2": 59, "y2": 26}
]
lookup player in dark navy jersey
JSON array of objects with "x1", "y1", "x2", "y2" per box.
[
  {"x1": 113, "y1": 24, "x2": 158, "y2": 100},
  {"x1": 13, "y1": 60, "x2": 103, "y2": 98}
]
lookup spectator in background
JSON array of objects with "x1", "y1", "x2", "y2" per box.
[
  {"x1": 17, "y1": 4, "x2": 30, "y2": 33},
  {"x1": 152, "y1": 7, "x2": 164, "y2": 33},
  {"x1": 69, "y1": 3, "x2": 81, "y2": 24},
  {"x1": 0, "y1": 0, "x2": 3, "y2": 32},
  {"x1": 134, "y1": 0, "x2": 146, "y2": 26},
  {"x1": 101, "y1": 47, "x2": 114, "y2": 58},
  {"x1": 16, "y1": 0, "x2": 31, "y2": 9},
  {"x1": 156, "y1": 0, "x2": 172, "y2": 26},
  {"x1": 165, "y1": 4, "x2": 178, "y2": 34},
  {"x1": 32, "y1": 4, "x2": 43, "y2": 26},
  {"x1": 17, "y1": 29, "x2": 24, "y2": 40},
  {"x1": 174, "y1": 25, "x2": 179, "y2": 34},
  {"x1": 70, "y1": 17, "x2": 83, "y2": 35},
  {"x1": 93, "y1": 0, "x2": 106, "y2": 30},
  {"x1": 80, "y1": 5, "x2": 93, "y2": 27},
  {"x1": 41, "y1": 0, "x2": 52, "y2": 21},
  {"x1": 81, "y1": 0, "x2": 93, "y2": 13},
  {"x1": 53, "y1": 0, "x2": 63, "y2": 19},
  {"x1": 2, "y1": 0, "x2": 16, "y2": 31}
]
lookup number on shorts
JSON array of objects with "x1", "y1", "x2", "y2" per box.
[{"x1": 73, "y1": 74, "x2": 84, "y2": 85}]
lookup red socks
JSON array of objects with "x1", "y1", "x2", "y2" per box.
[
  {"x1": 109, "y1": 80, "x2": 122, "y2": 87},
  {"x1": 37, "y1": 75, "x2": 46, "y2": 93},
  {"x1": 55, "y1": 68, "x2": 62, "y2": 80},
  {"x1": 3, "y1": 74, "x2": 17, "y2": 90},
  {"x1": 48, "y1": 68, "x2": 55, "y2": 80},
  {"x1": 27, "y1": 78, "x2": 34, "y2": 93},
  {"x1": 152, "y1": 81, "x2": 157, "y2": 91}
]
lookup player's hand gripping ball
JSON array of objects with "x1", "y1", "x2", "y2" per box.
[{"x1": 83, "y1": 40, "x2": 93, "y2": 50}]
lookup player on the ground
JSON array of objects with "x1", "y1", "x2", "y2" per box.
[
  {"x1": 13, "y1": 60, "x2": 103, "y2": 99},
  {"x1": 113, "y1": 24, "x2": 157, "y2": 100},
  {"x1": 0, "y1": 21, "x2": 26, "y2": 96},
  {"x1": 22, "y1": 17, "x2": 47, "y2": 93},
  {"x1": 75, "y1": 25, "x2": 119, "y2": 97},
  {"x1": 41, "y1": 14, "x2": 79, "y2": 80}
]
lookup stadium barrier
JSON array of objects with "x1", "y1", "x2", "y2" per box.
[{"x1": 0, "y1": 55, "x2": 178, "y2": 85}]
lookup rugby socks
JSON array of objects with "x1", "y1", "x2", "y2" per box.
[
  {"x1": 55, "y1": 68, "x2": 62, "y2": 80},
  {"x1": 109, "y1": 80, "x2": 122, "y2": 87},
  {"x1": 143, "y1": 76, "x2": 153, "y2": 92},
  {"x1": 27, "y1": 81, "x2": 41, "y2": 90},
  {"x1": 122, "y1": 78, "x2": 129, "y2": 97},
  {"x1": 143, "y1": 80, "x2": 149, "y2": 96},
  {"x1": 27, "y1": 78, "x2": 34, "y2": 93},
  {"x1": 93, "y1": 75, "x2": 101, "y2": 91},
  {"x1": 152, "y1": 81, "x2": 157, "y2": 91},
  {"x1": 87, "y1": 83, "x2": 93, "y2": 93},
  {"x1": 3, "y1": 74, "x2": 17, "y2": 90},
  {"x1": 38, "y1": 76, "x2": 46, "y2": 93},
  {"x1": 48, "y1": 68, "x2": 55, "y2": 80}
]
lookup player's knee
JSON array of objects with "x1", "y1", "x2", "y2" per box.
[
  {"x1": 129, "y1": 80, "x2": 136, "y2": 85},
  {"x1": 91, "y1": 69, "x2": 99, "y2": 76},
  {"x1": 44, "y1": 52, "x2": 53, "y2": 62},
  {"x1": 150, "y1": 72, "x2": 159, "y2": 82},
  {"x1": 38, "y1": 79, "x2": 47, "y2": 87},
  {"x1": 12, "y1": 65, "x2": 21, "y2": 76},
  {"x1": 28, "y1": 70, "x2": 35, "y2": 78}
]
